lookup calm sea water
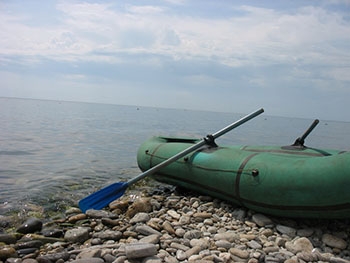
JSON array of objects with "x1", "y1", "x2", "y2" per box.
[{"x1": 1, "y1": 97, "x2": 350, "y2": 214}]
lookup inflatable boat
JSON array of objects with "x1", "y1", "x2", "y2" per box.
[{"x1": 137, "y1": 132, "x2": 350, "y2": 219}]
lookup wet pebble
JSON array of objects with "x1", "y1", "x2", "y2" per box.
[
  {"x1": 64, "y1": 227, "x2": 90, "y2": 243},
  {"x1": 0, "y1": 246, "x2": 17, "y2": 260},
  {"x1": 17, "y1": 218, "x2": 43, "y2": 234},
  {"x1": 0, "y1": 233, "x2": 17, "y2": 244}
]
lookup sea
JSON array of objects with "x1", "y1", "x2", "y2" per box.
[{"x1": 1, "y1": 97, "x2": 350, "y2": 215}]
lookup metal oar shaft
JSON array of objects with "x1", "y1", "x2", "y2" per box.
[
  {"x1": 127, "y1": 108, "x2": 264, "y2": 186},
  {"x1": 79, "y1": 108, "x2": 264, "y2": 212}
]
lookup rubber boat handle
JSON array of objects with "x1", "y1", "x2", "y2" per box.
[{"x1": 293, "y1": 119, "x2": 319, "y2": 146}]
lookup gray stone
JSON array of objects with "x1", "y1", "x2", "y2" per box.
[
  {"x1": 37, "y1": 251, "x2": 70, "y2": 262},
  {"x1": 0, "y1": 233, "x2": 17, "y2": 244},
  {"x1": 175, "y1": 228, "x2": 186, "y2": 237},
  {"x1": 214, "y1": 231, "x2": 238, "y2": 242},
  {"x1": 179, "y1": 215, "x2": 191, "y2": 224},
  {"x1": 142, "y1": 256, "x2": 162, "y2": 263},
  {"x1": 135, "y1": 225, "x2": 162, "y2": 236},
  {"x1": 330, "y1": 257, "x2": 350, "y2": 263},
  {"x1": 176, "y1": 250, "x2": 187, "y2": 261},
  {"x1": 247, "y1": 240, "x2": 262, "y2": 249},
  {"x1": 276, "y1": 224, "x2": 296, "y2": 237},
  {"x1": 17, "y1": 247, "x2": 39, "y2": 256},
  {"x1": 296, "y1": 252, "x2": 318, "y2": 262},
  {"x1": 170, "y1": 242, "x2": 190, "y2": 251},
  {"x1": 101, "y1": 218, "x2": 119, "y2": 227},
  {"x1": 15, "y1": 240, "x2": 43, "y2": 249},
  {"x1": 17, "y1": 218, "x2": 43, "y2": 234},
  {"x1": 285, "y1": 237, "x2": 314, "y2": 254},
  {"x1": 64, "y1": 227, "x2": 89, "y2": 243},
  {"x1": 252, "y1": 213, "x2": 273, "y2": 227},
  {"x1": 41, "y1": 228, "x2": 64, "y2": 238},
  {"x1": 70, "y1": 259, "x2": 104, "y2": 263},
  {"x1": 185, "y1": 245, "x2": 201, "y2": 258},
  {"x1": 92, "y1": 230, "x2": 122, "y2": 241},
  {"x1": 139, "y1": 234, "x2": 161, "y2": 244},
  {"x1": 219, "y1": 252, "x2": 232, "y2": 262},
  {"x1": 66, "y1": 207, "x2": 82, "y2": 215},
  {"x1": 184, "y1": 230, "x2": 203, "y2": 240},
  {"x1": 322, "y1": 234, "x2": 348, "y2": 250},
  {"x1": 85, "y1": 209, "x2": 116, "y2": 219},
  {"x1": 190, "y1": 238, "x2": 210, "y2": 249},
  {"x1": 125, "y1": 243, "x2": 158, "y2": 259},
  {"x1": 130, "y1": 212, "x2": 151, "y2": 224},
  {"x1": 162, "y1": 221, "x2": 175, "y2": 235},
  {"x1": 296, "y1": 228, "x2": 314, "y2": 237},
  {"x1": 113, "y1": 256, "x2": 127, "y2": 263},
  {"x1": 164, "y1": 255, "x2": 179, "y2": 263},
  {"x1": 215, "y1": 240, "x2": 232, "y2": 249},
  {"x1": 167, "y1": 210, "x2": 181, "y2": 219},
  {"x1": 22, "y1": 259, "x2": 39, "y2": 263},
  {"x1": 232, "y1": 208, "x2": 246, "y2": 221},
  {"x1": 76, "y1": 248, "x2": 102, "y2": 259},
  {"x1": 103, "y1": 253, "x2": 116, "y2": 263},
  {"x1": 229, "y1": 247, "x2": 249, "y2": 259}
]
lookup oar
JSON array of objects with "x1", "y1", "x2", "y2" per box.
[{"x1": 78, "y1": 108, "x2": 264, "y2": 212}]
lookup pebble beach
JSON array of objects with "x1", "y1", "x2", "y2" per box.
[{"x1": 1, "y1": 183, "x2": 350, "y2": 263}]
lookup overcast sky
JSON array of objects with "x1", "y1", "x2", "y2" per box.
[{"x1": 1, "y1": 0, "x2": 350, "y2": 121}]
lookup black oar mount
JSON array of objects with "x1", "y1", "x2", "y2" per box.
[
  {"x1": 204, "y1": 134, "x2": 218, "y2": 147},
  {"x1": 292, "y1": 119, "x2": 319, "y2": 148},
  {"x1": 282, "y1": 119, "x2": 320, "y2": 150}
]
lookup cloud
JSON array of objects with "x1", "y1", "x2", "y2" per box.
[
  {"x1": 1, "y1": 1, "x2": 350, "y2": 120},
  {"x1": 1, "y1": 1, "x2": 349, "y2": 70}
]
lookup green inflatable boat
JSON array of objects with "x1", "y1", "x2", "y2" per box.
[{"x1": 137, "y1": 129, "x2": 350, "y2": 219}]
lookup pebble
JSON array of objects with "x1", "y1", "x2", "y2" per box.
[
  {"x1": 214, "y1": 231, "x2": 238, "y2": 242},
  {"x1": 1, "y1": 184, "x2": 350, "y2": 263},
  {"x1": 322, "y1": 233, "x2": 348, "y2": 249},
  {"x1": 252, "y1": 213, "x2": 274, "y2": 226},
  {"x1": 247, "y1": 240, "x2": 262, "y2": 249},
  {"x1": 130, "y1": 212, "x2": 150, "y2": 224},
  {"x1": 70, "y1": 259, "x2": 104, "y2": 263},
  {"x1": 92, "y1": 230, "x2": 122, "y2": 240},
  {"x1": 125, "y1": 243, "x2": 158, "y2": 259},
  {"x1": 135, "y1": 224, "x2": 162, "y2": 236},
  {"x1": 64, "y1": 227, "x2": 90, "y2": 243},
  {"x1": 85, "y1": 209, "x2": 116, "y2": 219},
  {"x1": 184, "y1": 230, "x2": 202, "y2": 240},
  {"x1": 0, "y1": 246, "x2": 17, "y2": 260},
  {"x1": 230, "y1": 247, "x2": 249, "y2": 259},
  {"x1": 68, "y1": 213, "x2": 87, "y2": 223},
  {"x1": 16, "y1": 218, "x2": 43, "y2": 234},
  {"x1": 276, "y1": 224, "x2": 297, "y2": 237},
  {"x1": 285, "y1": 237, "x2": 314, "y2": 253},
  {"x1": 0, "y1": 233, "x2": 17, "y2": 244}
]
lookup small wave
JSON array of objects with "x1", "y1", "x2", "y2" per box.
[{"x1": 0, "y1": 150, "x2": 33, "y2": 156}]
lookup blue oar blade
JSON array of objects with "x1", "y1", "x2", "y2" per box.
[{"x1": 78, "y1": 182, "x2": 128, "y2": 213}]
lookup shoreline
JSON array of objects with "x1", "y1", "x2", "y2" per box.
[{"x1": 1, "y1": 183, "x2": 349, "y2": 263}]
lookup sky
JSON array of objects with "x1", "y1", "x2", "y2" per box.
[{"x1": 1, "y1": 0, "x2": 350, "y2": 121}]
